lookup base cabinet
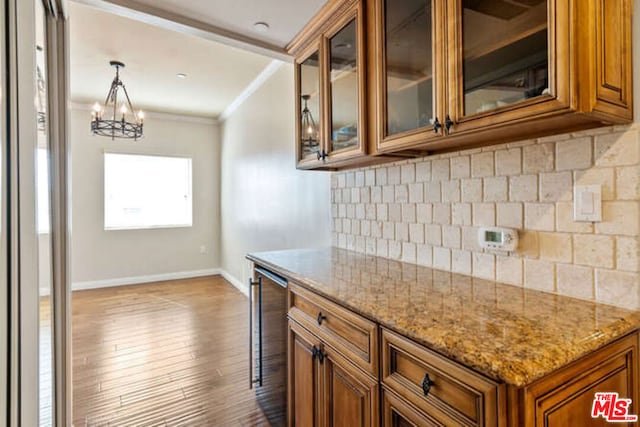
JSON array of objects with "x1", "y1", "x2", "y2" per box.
[
  {"x1": 288, "y1": 319, "x2": 379, "y2": 427},
  {"x1": 519, "y1": 332, "x2": 639, "y2": 427},
  {"x1": 323, "y1": 347, "x2": 379, "y2": 427},
  {"x1": 284, "y1": 277, "x2": 639, "y2": 426},
  {"x1": 289, "y1": 320, "x2": 322, "y2": 426}
]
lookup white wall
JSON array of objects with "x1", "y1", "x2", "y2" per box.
[
  {"x1": 220, "y1": 63, "x2": 332, "y2": 288},
  {"x1": 70, "y1": 108, "x2": 221, "y2": 285}
]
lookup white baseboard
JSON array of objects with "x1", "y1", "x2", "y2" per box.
[
  {"x1": 72, "y1": 268, "x2": 221, "y2": 291},
  {"x1": 219, "y1": 269, "x2": 248, "y2": 296}
]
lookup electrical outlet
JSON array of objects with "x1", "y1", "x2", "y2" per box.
[{"x1": 200, "y1": 245, "x2": 207, "y2": 254}]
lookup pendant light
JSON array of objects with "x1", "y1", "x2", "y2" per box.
[{"x1": 91, "y1": 61, "x2": 144, "y2": 140}]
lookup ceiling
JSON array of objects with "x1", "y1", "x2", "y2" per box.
[
  {"x1": 124, "y1": 0, "x2": 326, "y2": 48},
  {"x1": 70, "y1": 2, "x2": 293, "y2": 118}
]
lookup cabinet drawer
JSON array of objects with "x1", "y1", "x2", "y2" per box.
[
  {"x1": 382, "y1": 387, "x2": 443, "y2": 427},
  {"x1": 288, "y1": 282, "x2": 378, "y2": 377},
  {"x1": 381, "y1": 329, "x2": 502, "y2": 426}
]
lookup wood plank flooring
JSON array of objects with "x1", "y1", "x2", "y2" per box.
[{"x1": 71, "y1": 276, "x2": 270, "y2": 426}]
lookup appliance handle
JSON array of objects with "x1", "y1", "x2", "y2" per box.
[
  {"x1": 257, "y1": 276, "x2": 263, "y2": 387},
  {"x1": 255, "y1": 266, "x2": 288, "y2": 288},
  {"x1": 248, "y1": 276, "x2": 263, "y2": 389},
  {"x1": 248, "y1": 277, "x2": 253, "y2": 389}
]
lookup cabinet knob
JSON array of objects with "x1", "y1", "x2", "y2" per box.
[
  {"x1": 432, "y1": 117, "x2": 442, "y2": 134},
  {"x1": 445, "y1": 115, "x2": 455, "y2": 133},
  {"x1": 422, "y1": 373, "x2": 435, "y2": 396},
  {"x1": 317, "y1": 312, "x2": 327, "y2": 325}
]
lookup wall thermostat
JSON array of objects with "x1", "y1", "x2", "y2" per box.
[{"x1": 478, "y1": 227, "x2": 518, "y2": 253}]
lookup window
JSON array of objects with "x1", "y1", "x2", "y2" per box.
[{"x1": 104, "y1": 153, "x2": 192, "y2": 230}]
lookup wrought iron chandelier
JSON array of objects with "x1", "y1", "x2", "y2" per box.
[
  {"x1": 91, "y1": 61, "x2": 144, "y2": 140},
  {"x1": 301, "y1": 94, "x2": 319, "y2": 147}
]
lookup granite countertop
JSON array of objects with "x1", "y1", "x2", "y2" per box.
[{"x1": 247, "y1": 247, "x2": 640, "y2": 388}]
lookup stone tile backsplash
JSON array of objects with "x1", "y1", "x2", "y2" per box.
[{"x1": 331, "y1": 125, "x2": 640, "y2": 310}]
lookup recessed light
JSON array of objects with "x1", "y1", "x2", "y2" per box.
[
  {"x1": 176, "y1": 73, "x2": 187, "y2": 79},
  {"x1": 253, "y1": 22, "x2": 270, "y2": 33}
]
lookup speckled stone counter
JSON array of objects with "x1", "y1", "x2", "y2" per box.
[{"x1": 247, "y1": 247, "x2": 640, "y2": 387}]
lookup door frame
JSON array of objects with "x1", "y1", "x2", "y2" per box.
[
  {"x1": 4, "y1": 0, "x2": 70, "y2": 425},
  {"x1": 44, "y1": 2, "x2": 72, "y2": 426}
]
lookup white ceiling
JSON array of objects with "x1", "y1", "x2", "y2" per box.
[
  {"x1": 70, "y1": 2, "x2": 278, "y2": 118},
  {"x1": 125, "y1": 0, "x2": 326, "y2": 48}
]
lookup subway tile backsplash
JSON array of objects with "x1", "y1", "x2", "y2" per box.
[{"x1": 331, "y1": 125, "x2": 640, "y2": 310}]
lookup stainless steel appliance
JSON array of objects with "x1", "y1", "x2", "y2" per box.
[{"x1": 249, "y1": 266, "x2": 288, "y2": 426}]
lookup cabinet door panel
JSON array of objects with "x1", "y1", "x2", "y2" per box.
[
  {"x1": 524, "y1": 332, "x2": 639, "y2": 427},
  {"x1": 323, "y1": 346, "x2": 379, "y2": 427},
  {"x1": 324, "y1": 0, "x2": 367, "y2": 163},
  {"x1": 289, "y1": 321, "x2": 321, "y2": 426},
  {"x1": 373, "y1": 0, "x2": 446, "y2": 152},
  {"x1": 447, "y1": 0, "x2": 571, "y2": 135},
  {"x1": 296, "y1": 44, "x2": 324, "y2": 169},
  {"x1": 593, "y1": 0, "x2": 633, "y2": 119}
]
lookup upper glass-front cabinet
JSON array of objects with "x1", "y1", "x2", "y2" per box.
[
  {"x1": 446, "y1": 0, "x2": 571, "y2": 135},
  {"x1": 291, "y1": 0, "x2": 632, "y2": 167},
  {"x1": 328, "y1": 19, "x2": 359, "y2": 154},
  {"x1": 461, "y1": 1, "x2": 549, "y2": 115},
  {"x1": 294, "y1": 0, "x2": 366, "y2": 169},
  {"x1": 374, "y1": 0, "x2": 444, "y2": 152},
  {"x1": 296, "y1": 45, "x2": 322, "y2": 167}
]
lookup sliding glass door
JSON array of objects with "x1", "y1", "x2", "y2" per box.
[{"x1": 3, "y1": 0, "x2": 69, "y2": 425}]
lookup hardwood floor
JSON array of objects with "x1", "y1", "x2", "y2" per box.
[{"x1": 71, "y1": 276, "x2": 270, "y2": 426}]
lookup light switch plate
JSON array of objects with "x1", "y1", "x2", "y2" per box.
[{"x1": 574, "y1": 185, "x2": 602, "y2": 222}]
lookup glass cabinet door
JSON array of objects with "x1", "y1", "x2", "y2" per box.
[
  {"x1": 447, "y1": 0, "x2": 571, "y2": 134},
  {"x1": 324, "y1": 1, "x2": 366, "y2": 161},
  {"x1": 463, "y1": 1, "x2": 548, "y2": 114},
  {"x1": 375, "y1": 0, "x2": 444, "y2": 151},
  {"x1": 296, "y1": 47, "x2": 322, "y2": 166}
]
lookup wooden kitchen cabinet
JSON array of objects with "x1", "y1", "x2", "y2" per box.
[
  {"x1": 283, "y1": 277, "x2": 639, "y2": 426},
  {"x1": 290, "y1": 0, "x2": 633, "y2": 165},
  {"x1": 288, "y1": 319, "x2": 379, "y2": 427},
  {"x1": 368, "y1": 0, "x2": 447, "y2": 153},
  {"x1": 293, "y1": 0, "x2": 369, "y2": 170},
  {"x1": 288, "y1": 319, "x2": 322, "y2": 426},
  {"x1": 372, "y1": 0, "x2": 633, "y2": 154},
  {"x1": 518, "y1": 332, "x2": 639, "y2": 427},
  {"x1": 381, "y1": 328, "x2": 503, "y2": 426},
  {"x1": 322, "y1": 343, "x2": 379, "y2": 427}
]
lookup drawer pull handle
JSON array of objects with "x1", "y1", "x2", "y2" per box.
[
  {"x1": 317, "y1": 312, "x2": 327, "y2": 325},
  {"x1": 422, "y1": 373, "x2": 435, "y2": 396}
]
